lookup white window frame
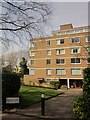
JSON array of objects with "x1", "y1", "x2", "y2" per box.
[
  {"x1": 30, "y1": 51, "x2": 35, "y2": 56},
  {"x1": 46, "y1": 69, "x2": 51, "y2": 75},
  {"x1": 56, "y1": 39, "x2": 64, "y2": 45},
  {"x1": 87, "y1": 57, "x2": 90, "y2": 64},
  {"x1": 46, "y1": 50, "x2": 51, "y2": 55},
  {"x1": 56, "y1": 69, "x2": 66, "y2": 75},
  {"x1": 86, "y1": 36, "x2": 90, "y2": 42},
  {"x1": 46, "y1": 79, "x2": 51, "y2": 84},
  {"x1": 30, "y1": 60, "x2": 34, "y2": 65},
  {"x1": 71, "y1": 58, "x2": 80, "y2": 64},
  {"x1": 86, "y1": 46, "x2": 90, "y2": 53},
  {"x1": 71, "y1": 68, "x2": 81, "y2": 75},
  {"x1": 70, "y1": 47, "x2": 80, "y2": 54},
  {"x1": 29, "y1": 69, "x2": 34, "y2": 75},
  {"x1": 56, "y1": 58, "x2": 65, "y2": 64},
  {"x1": 30, "y1": 42, "x2": 35, "y2": 48},
  {"x1": 46, "y1": 40, "x2": 51, "y2": 46},
  {"x1": 56, "y1": 49, "x2": 65, "y2": 55},
  {"x1": 70, "y1": 37, "x2": 80, "y2": 43},
  {"x1": 46, "y1": 59, "x2": 51, "y2": 65}
]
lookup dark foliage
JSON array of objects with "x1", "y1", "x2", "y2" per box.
[
  {"x1": 50, "y1": 81, "x2": 60, "y2": 89},
  {"x1": 2, "y1": 65, "x2": 13, "y2": 73},
  {"x1": 2, "y1": 73, "x2": 21, "y2": 105},
  {"x1": 19, "y1": 57, "x2": 29, "y2": 77},
  {"x1": 73, "y1": 68, "x2": 90, "y2": 120}
]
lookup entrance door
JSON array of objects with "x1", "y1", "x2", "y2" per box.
[
  {"x1": 59, "y1": 79, "x2": 67, "y2": 88},
  {"x1": 70, "y1": 79, "x2": 82, "y2": 88}
]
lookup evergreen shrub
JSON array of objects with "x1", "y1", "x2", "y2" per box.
[
  {"x1": 50, "y1": 81, "x2": 60, "y2": 89},
  {"x1": 73, "y1": 68, "x2": 90, "y2": 120},
  {"x1": 2, "y1": 73, "x2": 21, "y2": 105}
]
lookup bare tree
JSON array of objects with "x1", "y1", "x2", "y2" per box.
[
  {"x1": 74, "y1": 42, "x2": 90, "y2": 60},
  {"x1": 1, "y1": 52, "x2": 17, "y2": 67},
  {"x1": 2, "y1": 49, "x2": 30, "y2": 67},
  {"x1": 0, "y1": 1, "x2": 52, "y2": 48}
]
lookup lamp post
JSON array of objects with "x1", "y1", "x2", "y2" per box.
[{"x1": 41, "y1": 93, "x2": 45, "y2": 116}]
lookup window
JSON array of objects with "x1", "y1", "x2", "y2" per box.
[
  {"x1": 71, "y1": 58, "x2": 80, "y2": 63},
  {"x1": 86, "y1": 46, "x2": 90, "y2": 53},
  {"x1": 70, "y1": 48, "x2": 80, "y2": 54},
  {"x1": 71, "y1": 68, "x2": 81, "y2": 75},
  {"x1": 56, "y1": 69, "x2": 66, "y2": 75},
  {"x1": 46, "y1": 59, "x2": 51, "y2": 65},
  {"x1": 46, "y1": 50, "x2": 51, "y2": 55},
  {"x1": 46, "y1": 40, "x2": 51, "y2": 46},
  {"x1": 30, "y1": 51, "x2": 35, "y2": 56},
  {"x1": 46, "y1": 69, "x2": 51, "y2": 75},
  {"x1": 29, "y1": 69, "x2": 34, "y2": 75},
  {"x1": 66, "y1": 30, "x2": 74, "y2": 34},
  {"x1": 57, "y1": 31, "x2": 66, "y2": 35},
  {"x1": 83, "y1": 28, "x2": 88, "y2": 32},
  {"x1": 87, "y1": 58, "x2": 90, "y2": 64},
  {"x1": 46, "y1": 79, "x2": 51, "y2": 84},
  {"x1": 70, "y1": 37, "x2": 80, "y2": 43},
  {"x1": 86, "y1": 36, "x2": 90, "y2": 42},
  {"x1": 30, "y1": 42, "x2": 35, "y2": 48},
  {"x1": 56, "y1": 49, "x2": 65, "y2": 55},
  {"x1": 30, "y1": 60, "x2": 34, "y2": 65},
  {"x1": 56, "y1": 59, "x2": 65, "y2": 64},
  {"x1": 75, "y1": 29, "x2": 83, "y2": 33},
  {"x1": 56, "y1": 39, "x2": 64, "y2": 45}
]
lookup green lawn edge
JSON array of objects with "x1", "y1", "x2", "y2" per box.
[{"x1": 19, "y1": 85, "x2": 63, "y2": 109}]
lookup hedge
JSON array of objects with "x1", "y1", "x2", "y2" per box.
[
  {"x1": 2, "y1": 73, "x2": 21, "y2": 106},
  {"x1": 73, "y1": 68, "x2": 90, "y2": 120}
]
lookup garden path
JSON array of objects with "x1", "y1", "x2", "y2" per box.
[{"x1": 2, "y1": 88, "x2": 83, "y2": 120}]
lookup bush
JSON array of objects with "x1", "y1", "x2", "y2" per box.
[
  {"x1": 2, "y1": 65, "x2": 13, "y2": 73},
  {"x1": 83, "y1": 68, "x2": 90, "y2": 94},
  {"x1": 50, "y1": 81, "x2": 60, "y2": 89},
  {"x1": 73, "y1": 68, "x2": 90, "y2": 120},
  {"x1": 73, "y1": 94, "x2": 90, "y2": 120},
  {"x1": 2, "y1": 73, "x2": 21, "y2": 105},
  {"x1": 73, "y1": 95, "x2": 86, "y2": 119}
]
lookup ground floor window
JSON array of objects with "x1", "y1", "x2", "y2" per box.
[
  {"x1": 87, "y1": 57, "x2": 90, "y2": 64},
  {"x1": 29, "y1": 69, "x2": 34, "y2": 75},
  {"x1": 46, "y1": 79, "x2": 51, "y2": 84},
  {"x1": 71, "y1": 68, "x2": 81, "y2": 75},
  {"x1": 56, "y1": 69, "x2": 66, "y2": 75},
  {"x1": 46, "y1": 69, "x2": 51, "y2": 75}
]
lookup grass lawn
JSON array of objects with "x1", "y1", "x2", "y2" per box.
[{"x1": 19, "y1": 85, "x2": 63, "y2": 108}]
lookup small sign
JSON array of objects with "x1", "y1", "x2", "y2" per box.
[{"x1": 6, "y1": 97, "x2": 20, "y2": 104}]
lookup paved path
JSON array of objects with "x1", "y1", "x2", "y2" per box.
[{"x1": 2, "y1": 88, "x2": 83, "y2": 120}]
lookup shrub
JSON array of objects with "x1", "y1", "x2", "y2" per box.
[
  {"x1": 2, "y1": 73, "x2": 21, "y2": 105},
  {"x1": 73, "y1": 95, "x2": 86, "y2": 119},
  {"x1": 2, "y1": 65, "x2": 13, "y2": 73},
  {"x1": 50, "y1": 81, "x2": 60, "y2": 89},
  {"x1": 19, "y1": 57, "x2": 29, "y2": 77},
  {"x1": 73, "y1": 68, "x2": 90, "y2": 120},
  {"x1": 83, "y1": 68, "x2": 90, "y2": 94},
  {"x1": 73, "y1": 94, "x2": 90, "y2": 120}
]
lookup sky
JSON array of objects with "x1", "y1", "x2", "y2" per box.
[
  {"x1": 0, "y1": 1, "x2": 89, "y2": 54},
  {"x1": 49, "y1": 2, "x2": 88, "y2": 33}
]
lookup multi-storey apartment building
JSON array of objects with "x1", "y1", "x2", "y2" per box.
[{"x1": 24, "y1": 24, "x2": 90, "y2": 88}]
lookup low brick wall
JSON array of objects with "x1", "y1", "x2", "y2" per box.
[
  {"x1": 24, "y1": 75, "x2": 31, "y2": 85},
  {"x1": 24, "y1": 75, "x2": 52, "y2": 88}
]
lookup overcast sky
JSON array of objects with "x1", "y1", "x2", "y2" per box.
[
  {"x1": 1, "y1": 1, "x2": 89, "y2": 53},
  {"x1": 49, "y1": 2, "x2": 88, "y2": 33}
]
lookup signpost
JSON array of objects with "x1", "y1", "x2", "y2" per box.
[{"x1": 41, "y1": 93, "x2": 45, "y2": 116}]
